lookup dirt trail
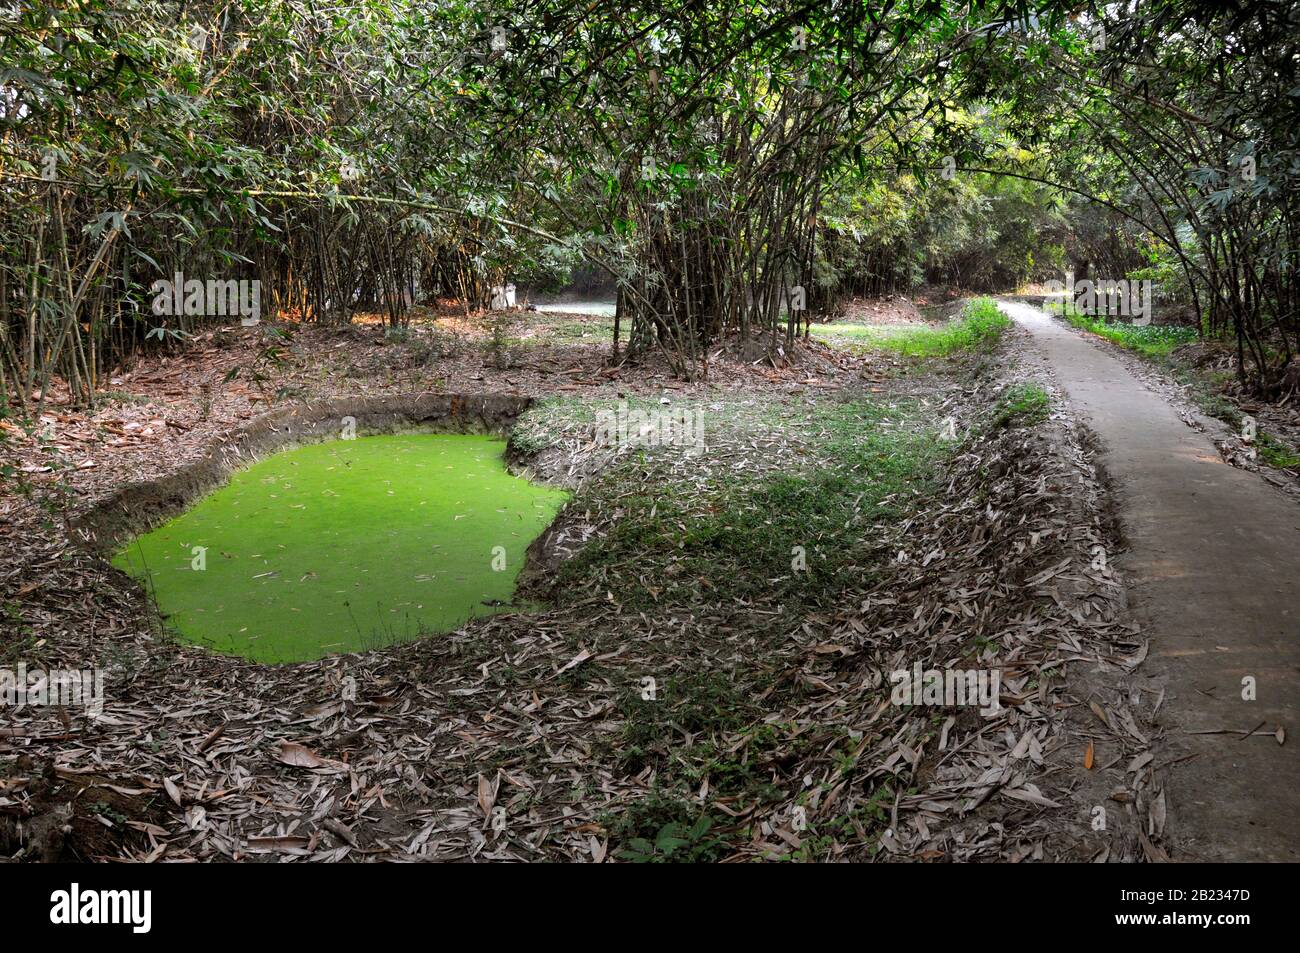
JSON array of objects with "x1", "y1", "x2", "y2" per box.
[{"x1": 999, "y1": 300, "x2": 1300, "y2": 862}]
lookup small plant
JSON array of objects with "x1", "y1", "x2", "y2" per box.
[
  {"x1": 0, "y1": 604, "x2": 37, "y2": 664},
  {"x1": 615, "y1": 669, "x2": 758, "y2": 772},
  {"x1": 614, "y1": 804, "x2": 725, "y2": 863},
  {"x1": 223, "y1": 326, "x2": 292, "y2": 399},
  {"x1": 88, "y1": 800, "x2": 129, "y2": 826}
]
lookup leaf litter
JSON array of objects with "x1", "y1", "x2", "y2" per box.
[{"x1": 0, "y1": 315, "x2": 1168, "y2": 861}]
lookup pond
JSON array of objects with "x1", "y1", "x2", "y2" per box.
[{"x1": 113, "y1": 433, "x2": 568, "y2": 663}]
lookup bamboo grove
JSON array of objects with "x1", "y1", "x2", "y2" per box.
[{"x1": 2, "y1": 0, "x2": 1298, "y2": 406}]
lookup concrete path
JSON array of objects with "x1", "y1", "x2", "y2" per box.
[{"x1": 1000, "y1": 300, "x2": 1300, "y2": 862}]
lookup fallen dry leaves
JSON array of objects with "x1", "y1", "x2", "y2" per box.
[{"x1": 1, "y1": 314, "x2": 1173, "y2": 862}]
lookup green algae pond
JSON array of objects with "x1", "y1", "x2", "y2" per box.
[{"x1": 112, "y1": 433, "x2": 568, "y2": 663}]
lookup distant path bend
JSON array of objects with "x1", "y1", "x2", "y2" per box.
[{"x1": 999, "y1": 299, "x2": 1300, "y2": 862}]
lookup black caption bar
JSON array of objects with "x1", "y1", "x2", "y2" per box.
[{"x1": 0, "y1": 862, "x2": 1278, "y2": 942}]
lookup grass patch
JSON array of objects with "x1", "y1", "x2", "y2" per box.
[
  {"x1": 992, "y1": 383, "x2": 1051, "y2": 428},
  {"x1": 555, "y1": 397, "x2": 947, "y2": 612},
  {"x1": 531, "y1": 318, "x2": 629, "y2": 343},
  {"x1": 530, "y1": 386, "x2": 980, "y2": 859},
  {"x1": 812, "y1": 296, "x2": 1010, "y2": 358},
  {"x1": 1047, "y1": 300, "x2": 1199, "y2": 358},
  {"x1": 1258, "y1": 432, "x2": 1300, "y2": 470},
  {"x1": 614, "y1": 669, "x2": 761, "y2": 773}
]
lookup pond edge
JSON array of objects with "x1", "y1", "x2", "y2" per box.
[{"x1": 71, "y1": 392, "x2": 535, "y2": 556}]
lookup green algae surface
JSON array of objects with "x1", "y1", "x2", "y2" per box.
[{"x1": 112, "y1": 433, "x2": 567, "y2": 663}]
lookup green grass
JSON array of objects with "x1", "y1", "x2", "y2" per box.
[
  {"x1": 1258, "y1": 432, "x2": 1300, "y2": 470},
  {"x1": 811, "y1": 296, "x2": 1010, "y2": 357},
  {"x1": 556, "y1": 397, "x2": 946, "y2": 612},
  {"x1": 1047, "y1": 300, "x2": 1199, "y2": 358},
  {"x1": 992, "y1": 383, "x2": 1051, "y2": 428},
  {"x1": 613, "y1": 669, "x2": 763, "y2": 773},
  {"x1": 488, "y1": 316, "x2": 630, "y2": 349},
  {"x1": 534, "y1": 318, "x2": 629, "y2": 343},
  {"x1": 113, "y1": 434, "x2": 568, "y2": 662}
]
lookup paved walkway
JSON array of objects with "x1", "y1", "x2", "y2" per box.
[{"x1": 1000, "y1": 300, "x2": 1299, "y2": 862}]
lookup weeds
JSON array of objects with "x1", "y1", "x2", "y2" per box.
[
  {"x1": 616, "y1": 815, "x2": 721, "y2": 863},
  {"x1": 609, "y1": 794, "x2": 726, "y2": 863},
  {"x1": 1258, "y1": 432, "x2": 1300, "y2": 470}
]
